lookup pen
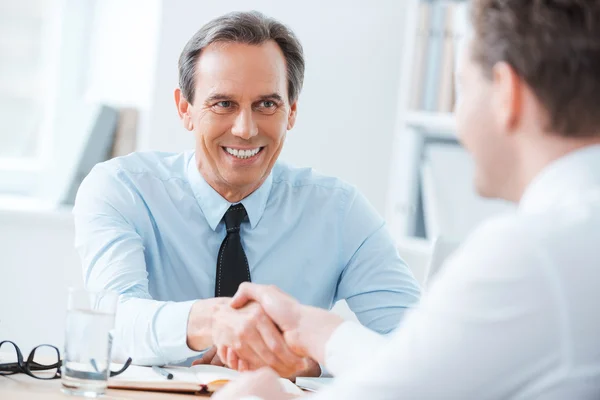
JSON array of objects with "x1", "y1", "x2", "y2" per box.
[
  {"x1": 152, "y1": 365, "x2": 174, "y2": 380},
  {"x1": 90, "y1": 359, "x2": 99, "y2": 373}
]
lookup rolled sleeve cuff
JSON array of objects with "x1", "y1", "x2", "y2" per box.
[
  {"x1": 319, "y1": 363, "x2": 332, "y2": 377},
  {"x1": 154, "y1": 300, "x2": 202, "y2": 363},
  {"x1": 324, "y1": 321, "x2": 385, "y2": 376}
]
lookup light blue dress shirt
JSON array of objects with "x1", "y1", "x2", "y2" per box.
[{"x1": 73, "y1": 151, "x2": 420, "y2": 365}]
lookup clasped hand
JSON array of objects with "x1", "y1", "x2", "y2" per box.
[
  {"x1": 189, "y1": 289, "x2": 312, "y2": 378},
  {"x1": 213, "y1": 299, "x2": 310, "y2": 377},
  {"x1": 209, "y1": 283, "x2": 345, "y2": 400}
]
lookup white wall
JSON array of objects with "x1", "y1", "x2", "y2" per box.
[
  {"x1": 85, "y1": 0, "x2": 161, "y2": 108},
  {"x1": 141, "y1": 0, "x2": 407, "y2": 213},
  {"x1": 0, "y1": 209, "x2": 82, "y2": 354}
]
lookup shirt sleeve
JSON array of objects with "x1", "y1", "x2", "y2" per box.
[
  {"x1": 73, "y1": 165, "x2": 201, "y2": 365},
  {"x1": 311, "y1": 217, "x2": 563, "y2": 400},
  {"x1": 323, "y1": 321, "x2": 387, "y2": 376},
  {"x1": 335, "y1": 189, "x2": 421, "y2": 334},
  {"x1": 317, "y1": 320, "x2": 387, "y2": 378}
]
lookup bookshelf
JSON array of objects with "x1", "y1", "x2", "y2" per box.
[
  {"x1": 405, "y1": 111, "x2": 456, "y2": 140},
  {"x1": 385, "y1": 0, "x2": 467, "y2": 241}
]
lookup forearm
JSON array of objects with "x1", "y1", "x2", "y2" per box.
[{"x1": 113, "y1": 297, "x2": 200, "y2": 365}]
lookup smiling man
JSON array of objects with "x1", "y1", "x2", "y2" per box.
[{"x1": 72, "y1": 11, "x2": 420, "y2": 377}]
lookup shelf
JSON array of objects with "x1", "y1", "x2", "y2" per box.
[{"x1": 405, "y1": 111, "x2": 457, "y2": 140}]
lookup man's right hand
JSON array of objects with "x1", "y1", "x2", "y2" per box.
[
  {"x1": 186, "y1": 297, "x2": 308, "y2": 377},
  {"x1": 230, "y1": 283, "x2": 344, "y2": 364}
]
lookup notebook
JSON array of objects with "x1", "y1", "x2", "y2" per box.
[
  {"x1": 108, "y1": 364, "x2": 304, "y2": 395},
  {"x1": 295, "y1": 377, "x2": 334, "y2": 392}
]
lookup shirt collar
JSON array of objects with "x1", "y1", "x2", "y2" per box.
[
  {"x1": 519, "y1": 144, "x2": 600, "y2": 214},
  {"x1": 186, "y1": 152, "x2": 274, "y2": 231}
]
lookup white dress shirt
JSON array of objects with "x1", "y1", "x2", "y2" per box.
[{"x1": 311, "y1": 145, "x2": 600, "y2": 399}]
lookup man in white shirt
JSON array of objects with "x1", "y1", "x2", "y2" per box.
[{"x1": 211, "y1": 0, "x2": 600, "y2": 398}]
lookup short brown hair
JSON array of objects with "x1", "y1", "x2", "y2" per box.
[
  {"x1": 178, "y1": 11, "x2": 305, "y2": 105},
  {"x1": 471, "y1": 0, "x2": 600, "y2": 137}
]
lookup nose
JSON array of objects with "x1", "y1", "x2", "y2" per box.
[{"x1": 231, "y1": 108, "x2": 258, "y2": 139}]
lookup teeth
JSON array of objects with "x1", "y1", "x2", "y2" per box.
[{"x1": 225, "y1": 147, "x2": 261, "y2": 159}]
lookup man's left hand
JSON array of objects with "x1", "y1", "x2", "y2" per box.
[
  {"x1": 193, "y1": 345, "x2": 321, "y2": 381},
  {"x1": 192, "y1": 346, "x2": 226, "y2": 367},
  {"x1": 290, "y1": 358, "x2": 321, "y2": 380}
]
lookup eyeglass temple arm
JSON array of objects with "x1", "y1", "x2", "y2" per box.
[{"x1": 109, "y1": 357, "x2": 133, "y2": 377}]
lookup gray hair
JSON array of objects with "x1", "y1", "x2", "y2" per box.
[{"x1": 178, "y1": 11, "x2": 305, "y2": 105}]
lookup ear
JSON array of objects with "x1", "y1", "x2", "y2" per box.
[
  {"x1": 174, "y1": 88, "x2": 194, "y2": 131},
  {"x1": 287, "y1": 101, "x2": 298, "y2": 130},
  {"x1": 491, "y1": 61, "x2": 522, "y2": 136}
]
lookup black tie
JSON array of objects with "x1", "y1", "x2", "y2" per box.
[{"x1": 215, "y1": 205, "x2": 251, "y2": 297}]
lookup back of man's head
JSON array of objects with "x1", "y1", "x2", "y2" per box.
[{"x1": 471, "y1": 0, "x2": 600, "y2": 137}]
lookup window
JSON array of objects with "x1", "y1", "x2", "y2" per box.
[
  {"x1": 0, "y1": 0, "x2": 94, "y2": 196},
  {"x1": 0, "y1": 0, "x2": 56, "y2": 159}
]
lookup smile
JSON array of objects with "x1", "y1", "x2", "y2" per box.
[{"x1": 223, "y1": 147, "x2": 264, "y2": 160}]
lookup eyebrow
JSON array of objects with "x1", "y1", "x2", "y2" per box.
[
  {"x1": 204, "y1": 92, "x2": 284, "y2": 104},
  {"x1": 204, "y1": 93, "x2": 234, "y2": 104},
  {"x1": 257, "y1": 93, "x2": 284, "y2": 103}
]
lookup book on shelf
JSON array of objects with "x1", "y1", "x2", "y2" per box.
[
  {"x1": 110, "y1": 108, "x2": 138, "y2": 158},
  {"x1": 37, "y1": 104, "x2": 119, "y2": 206},
  {"x1": 437, "y1": 2, "x2": 456, "y2": 112},
  {"x1": 421, "y1": 1, "x2": 446, "y2": 112},
  {"x1": 408, "y1": 2, "x2": 432, "y2": 110},
  {"x1": 408, "y1": 0, "x2": 469, "y2": 114},
  {"x1": 38, "y1": 104, "x2": 139, "y2": 206}
]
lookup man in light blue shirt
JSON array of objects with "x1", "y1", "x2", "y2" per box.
[{"x1": 73, "y1": 11, "x2": 419, "y2": 377}]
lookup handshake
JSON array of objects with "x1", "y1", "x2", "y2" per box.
[{"x1": 186, "y1": 283, "x2": 344, "y2": 379}]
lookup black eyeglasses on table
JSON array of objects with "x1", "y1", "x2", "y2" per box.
[{"x1": 0, "y1": 340, "x2": 132, "y2": 380}]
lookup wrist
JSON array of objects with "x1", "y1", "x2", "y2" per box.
[
  {"x1": 297, "y1": 306, "x2": 344, "y2": 364},
  {"x1": 187, "y1": 298, "x2": 229, "y2": 351}
]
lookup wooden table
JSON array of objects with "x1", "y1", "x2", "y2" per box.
[{"x1": 0, "y1": 374, "x2": 211, "y2": 399}]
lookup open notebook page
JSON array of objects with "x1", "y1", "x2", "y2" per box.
[{"x1": 109, "y1": 363, "x2": 303, "y2": 395}]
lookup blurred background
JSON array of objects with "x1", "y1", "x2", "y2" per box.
[{"x1": 0, "y1": 0, "x2": 513, "y2": 353}]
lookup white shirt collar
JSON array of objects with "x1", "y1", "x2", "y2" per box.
[
  {"x1": 519, "y1": 144, "x2": 600, "y2": 215},
  {"x1": 186, "y1": 152, "x2": 274, "y2": 231}
]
